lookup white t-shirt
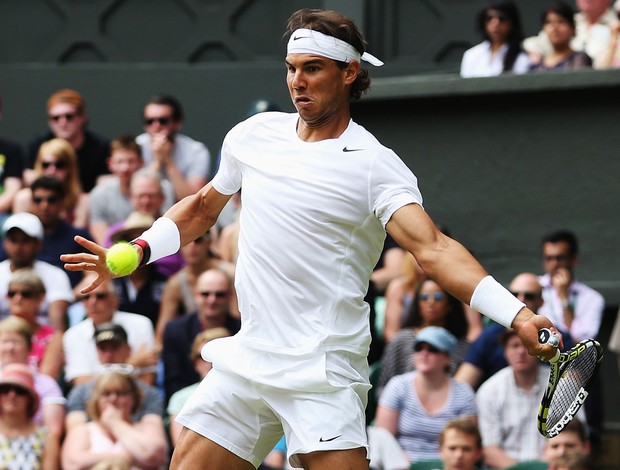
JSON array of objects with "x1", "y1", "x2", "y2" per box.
[
  {"x1": 460, "y1": 41, "x2": 531, "y2": 78},
  {"x1": 62, "y1": 311, "x2": 155, "y2": 381},
  {"x1": 0, "y1": 260, "x2": 74, "y2": 325},
  {"x1": 204, "y1": 112, "x2": 422, "y2": 389}
]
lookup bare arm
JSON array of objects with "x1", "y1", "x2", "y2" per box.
[
  {"x1": 453, "y1": 362, "x2": 483, "y2": 389},
  {"x1": 0, "y1": 177, "x2": 22, "y2": 212},
  {"x1": 387, "y1": 203, "x2": 560, "y2": 359},
  {"x1": 155, "y1": 274, "x2": 182, "y2": 347},
  {"x1": 483, "y1": 445, "x2": 517, "y2": 469},
  {"x1": 39, "y1": 331, "x2": 64, "y2": 381},
  {"x1": 61, "y1": 182, "x2": 231, "y2": 293},
  {"x1": 47, "y1": 301, "x2": 69, "y2": 332},
  {"x1": 371, "y1": 246, "x2": 406, "y2": 292},
  {"x1": 374, "y1": 405, "x2": 400, "y2": 437}
]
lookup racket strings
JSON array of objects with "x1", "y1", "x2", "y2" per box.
[{"x1": 547, "y1": 348, "x2": 598, "y2": 428}]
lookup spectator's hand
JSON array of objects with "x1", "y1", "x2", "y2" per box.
[
  {"x1": 550, "y1": 267, "x2": 572, "y2": 300},
  {"x1": 512, "y1": 308, "x2": 563, "y2": 361},
  {"x1": 151, "y1": 132, "x2": 173, "y2": 168},
  {"x1": 60, "y1": 235, "x2": 118, "y2": 294},
  {"x1": 100, "y1": 404, "x2": 125, "y2": 429},
  {"x1": 129, "y1": 344, "x2": 159, "y2": 369}
]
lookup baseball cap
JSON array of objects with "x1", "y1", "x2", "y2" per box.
[
  {"x1": 0, "y1": 363, "x2": 40, "y2": 417},
  {"x1": 2, "y1": 212, "x2": 44, "y2": 241},
  {"x1": 414, "y1": 326, "x2": 457, "y2": 356},
  {"x1": 94, "y1": 323, "x2": 129, "y2": 346}
]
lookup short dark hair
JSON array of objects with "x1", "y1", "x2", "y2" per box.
[
  {"x1": 143, "y1": 93, "x2": 184, "y2": 121},
  {"x1": 542, "y1": 1, "x2": 576, "y2": 29},
  {"x1": 30, "y1": 175, "x2": 65, "y2": 199},
  {"x1": 285, "y1": 9, "x2": 372, "y2": 101},
  {"x1": 110, "y1": 134, "x2": 142, "y2": 158},
  {"x1": 541, "y1": 229, "x2": 579, "y2": 256}
]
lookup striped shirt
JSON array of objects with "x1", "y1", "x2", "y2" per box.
[{"x1": 379, "y1": 371, "x2": 477, "y2": 461}]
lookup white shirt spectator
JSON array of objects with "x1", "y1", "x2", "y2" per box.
[{"x1": 460, "y1": 41, "x2": 531, "y2": 77}]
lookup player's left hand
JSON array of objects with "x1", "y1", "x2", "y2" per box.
[
  {"x1": 512, "y1": 308, "x2": 563, "y2": 361},
  {"x1": 60, "y1": 235, "x2": 116, "y2": 294}
]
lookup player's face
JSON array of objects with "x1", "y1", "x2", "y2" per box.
[
  {"x1": 440, "y1": 429, "x2": 482, "y2": 470},
  {"x1": 48, "y1": 103, "x2": 86, "y2": 141},
  {"x1": 542, "y1": 241, "x2": 575, "y2": 276},
  {"x1": 286, "y1": 53, "x2": 356, "y2": 129},
  {"x1": 545, "y1": 431, "x2": 588, "y2": 461}
]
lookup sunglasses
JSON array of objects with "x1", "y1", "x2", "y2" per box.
[
  {"x1": 418, "y1": 292, "x2": 446, "y2": 302},
  {"x1": 414, "y1": 342, "x2": 442, "y2": 354},
  {"x1": 511, "y1": 291, "x2": 539, "y2": 301},
  {"x1": 33, "y1": 195, "x2": 60, "y2": 204},
  {"x1": 199, "y1": 291, "x2": 227, "y2": 298},
  {"x1": 7, "y1": 290, "x2": 36, "y2": 299},
  {"x1": 144, "y1": 116, "x2": 173, "y2": 126},
  {"x1": 543, "y1": 254, "x2": 571, "y2": 263},
  {"x1": 80, "y1": 292, "x2": 112, "y2": 301},
  {"x1": 41, "y1": 160, "x2": 68, "y2": 170},
  {"x1": 48, "y1": 112, "x2": 77, "y2": 122},
  {"x1": 0, "y1": 385, "x2": 29, "y2": 396},
  {"x1": 485, "y1": 13, "x2": 509, "y2": 23}
]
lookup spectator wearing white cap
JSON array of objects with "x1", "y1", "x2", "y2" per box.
[
  {"x1": 376, "y1": 326, "x2": 477, "y2": 462},
  {"x1": 0, "y1": 212, "x2": 73, "y2": 330}
]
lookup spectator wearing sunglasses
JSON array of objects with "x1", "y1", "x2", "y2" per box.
[
  {"x1": 62, "y1": 277, "x2": 156, "y2": 386},
  {"x1": 377, "y1": 278, "x2": 469, "y2": 396},
  {"x1": 460, "y1": 0, "x2": 530, "y2": 77},
  {"x1": 162, "y1": 268, "x2": 240, "y2": 403},
  {"x1": 376, "y1": 326, "x2": 477, "y2": 462},
  {"x1": 25, "y1": 88, "x2": 110, "y2": 192},
  {"x1": 136, "y1": 93, "x2": 211, "y2": 201},
  {"x1": 455, "y1": 272, "x2": 573, "y2": 390},
  {"x1": 27, "y1": 176, "x2": 91, "y2": 289},
  {"x1": 14, "y1": 138, "x2": 90, "y2": 229},
  {"x1": 0, "y1": 212, "x2": 73, "y2": 331}
]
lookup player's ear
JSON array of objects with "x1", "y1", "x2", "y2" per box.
[{"x1": 344, "y1": 61, "x2": 360, "y2": 84}]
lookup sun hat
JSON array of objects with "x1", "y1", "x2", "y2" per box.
[
  {"x1": 0, "y1": 363, "x2": 40, "y2": 417},
  {"x1": 109, "y1": 211, "x2": 155, "y2": 243}
]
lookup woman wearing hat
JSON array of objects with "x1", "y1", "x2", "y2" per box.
[
  {"x1": 375, "y1": 326, "x2": 477, "y2": 462},
  {"x1": 0, "y1": 362, "x2": 59, "y2": 469}
]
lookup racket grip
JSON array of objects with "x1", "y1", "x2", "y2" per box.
[{"x1": 538, "y1": 328, "x2": 560, "y2": 347}]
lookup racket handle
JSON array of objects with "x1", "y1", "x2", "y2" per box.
[{"x1": 538, "y1": 328, "x2": 560, "y2": 347}]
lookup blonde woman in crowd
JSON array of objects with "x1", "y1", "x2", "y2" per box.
[
  {"x1": 14, "y1": 138, "x2": 89, "y2": 228},
  {"x1": 61, "y1": 371, "x2": 168, "y2": 470}
]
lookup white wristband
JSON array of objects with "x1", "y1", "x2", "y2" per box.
[
  {"x1": 470, "y1": 275, "x2": 525, "y2": 328},
  {"x1": 137, "y1": 217, "x2": 181, "y2": 264}
]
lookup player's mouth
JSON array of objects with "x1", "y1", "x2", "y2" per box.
[{"x1": 294, "y1": 96, "x2": 312, "y2": 107}]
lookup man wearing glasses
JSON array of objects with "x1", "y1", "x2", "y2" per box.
[
  {"x1": 62, "y1": 276, "x2": 156, "y2": 386},
  {"x1": 136, "y1": 93, "x2": 211, "y2": 201},
  {"x1": 25, "y1": 88, "x2": 110, "y2": 192}
]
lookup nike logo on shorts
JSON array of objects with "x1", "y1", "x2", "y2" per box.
[
  {"x1": 342, "y1": 147, "x2": 363, "y2": 152},
  {"x1": 319, "y1": 434, "x2": 342, "y2": 442}
]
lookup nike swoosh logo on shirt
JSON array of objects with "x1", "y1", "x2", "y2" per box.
[
  {"x1": 343, "y1": 147, "x2": 363, "y2": 152},
  {"x1": 319, "y1": 435, "x2": 342, "y2": 442}
]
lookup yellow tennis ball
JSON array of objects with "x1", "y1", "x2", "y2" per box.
[{"x1": 106, "y1": 242, "x2": 139, "y2": 276}]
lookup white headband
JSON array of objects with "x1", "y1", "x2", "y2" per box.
[{"x1": 287, "y1": 28, "x2": 383, "y2": 67}]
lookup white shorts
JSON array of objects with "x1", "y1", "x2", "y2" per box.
[{"x1": 175, "y1": 365, "x2": 370, "y2": 468}]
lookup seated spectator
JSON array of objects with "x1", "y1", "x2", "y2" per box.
[
  {"x1": 66, "y1": 323, "x2": 163, "y2": 433},
  {"x1": 61, "y1": 372, "x2": 168, "y2": 470},
  {"x1": 0, "y1": 212, "x2": 74, "y2": 330},
  {"x1": 109, "y1": 212, "x2": 167, "y2": 328},
  {"x1": 455, "y1": 272, "x2": 574, "y2": 389},
  {"x1": 6, "y1": 270, "x2": 63, "y2": 379},
  {"x1": 525, "y1": 0, "x2": 616, "y2": 68},
  {"x1": 549, "y1": 452, "x2": 593, "y2": 470},
  {"x1": 88, "y1": 134, "x2": 174, "y2": 246},
  {"x1": 543, "y1": 419, "x2": 591, "y2": 466},
  {"x1": 15, "y1": 138, "x2": 89, "y2": 229},
  {"x1": 163, "y1": 269, "x2": 240, "y2": 402},
  {"x1": 0, "y1": 316, "x2": 65, "y2": 455},
  {"x1": 595, "y1": 16, "x2": 620, "y2": 67},
  {"x1": 167, "y1": 327, "x2": 231, "y2": 446},
  {"x1": 29, "y1": 176, "x2": 91, "y2": 288},
  {"x1": 460, "y1": 0, "x2": 530, "y2": 77},
  {"x1": 25, "y1": 88, "x2": 109, "y2": 193},
  {"x1": 105, "y1": 169, "x2": 184, "y2": 277},
  {"x1": 475, "y1": 329, "x2": 549, "y2": 468},
  {"x1": 439, "y1": 418, "x2": 484, "y2": 470},
  {"x1": 0, "y1": 101, "x2": 24, "y2": 218},
  {"x1": 530, "y1": 2, "x2": 593, "y2": 71},
  {"x1": 63, "y1": 277, "x2": 157, "y2": 386},
  {"x1": 377, "y1": 278, "x2": 469, "y2": 395},
  {"x1": 137, "y1": 93, "x2": 211, "y2": 200},
  {"x1": 376, "y1": 326, "x2": 477, "y2": 462},
  {"x1": 0, "y1": 362, "x2": 59, "y2": 469},
  {"x1": 155, "y1": 231, "x2": 235, "y2": 346}
]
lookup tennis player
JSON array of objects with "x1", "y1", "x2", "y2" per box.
[{"x1": 62, "y1": 8, "x2": 561, "y2": 470}]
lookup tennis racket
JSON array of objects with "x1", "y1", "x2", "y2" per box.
[{"x1": 537, "y1": 328, "x2": 603, "y2": 438}]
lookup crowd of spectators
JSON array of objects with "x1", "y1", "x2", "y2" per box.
[{"x1": 0, "y1": 2, "x2": 618, "y2": 467}]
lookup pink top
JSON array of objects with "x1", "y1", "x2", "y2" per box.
[{"x1": 29, "y1": 324, "x2": 55, "y2": 370}]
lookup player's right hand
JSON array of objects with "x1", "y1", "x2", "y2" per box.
[{"x1": 60, "y1": 235, "x2": 116, "y2": 294}]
